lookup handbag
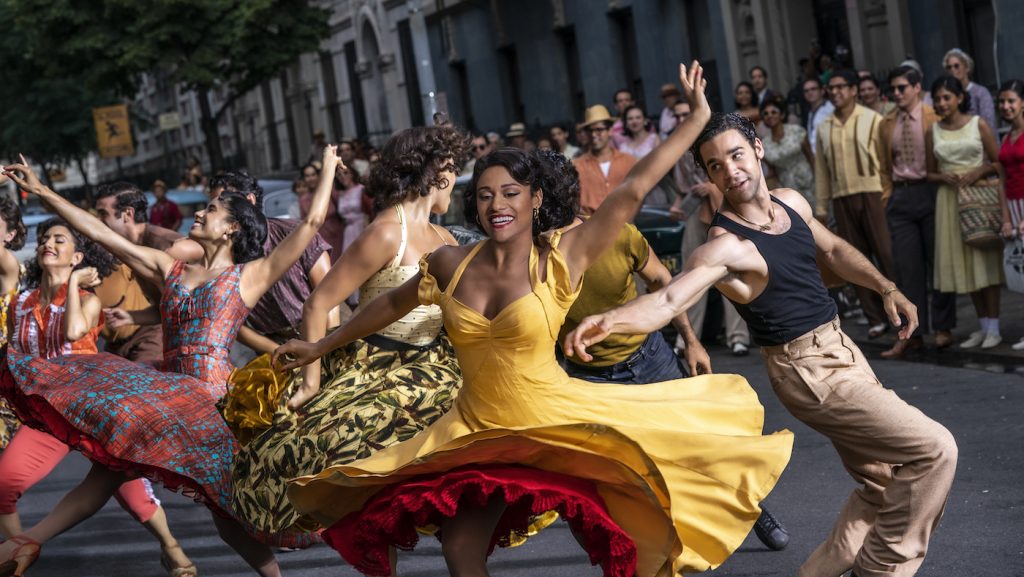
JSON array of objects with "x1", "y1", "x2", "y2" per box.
[
  {"x1": 957, "y1": 184, "x2": 1003, "y2": 249},
  {"x1": 1004, "y1": 238, "x2": 1024, "y2": 293}
]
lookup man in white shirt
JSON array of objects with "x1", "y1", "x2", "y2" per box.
[{"x1": 804, "y1": 77, "x2": 835, "y2": 155}]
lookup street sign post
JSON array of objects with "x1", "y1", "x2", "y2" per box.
[{"x1": 93, "y1": 104, "x2": 135, "y2": 158}]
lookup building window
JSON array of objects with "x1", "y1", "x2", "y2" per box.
[
  {"x1": 956, "y1": 0, "x2": 996, "y2": 88},
  {"x1": 498, "y1": 44, "x2": 525, "y2": 123},
  {"x1": 451, "y1": 60, "x2": 474, "y2": 131},
  {"x1": 344, "y1": 41, "x2": 368, "y2": 139},
  {"x1": 397, "y1": 19, "x2": 425, "y2": 127},
  {"x1": 610, "y1": 7, "x2": 643, "y2": 106},
  {"x1": 319, "y1": 50, "x2": 345, "y2": 140},
  {"x1": 556, "y1": 25, "x2": 584, "y2": 122}
]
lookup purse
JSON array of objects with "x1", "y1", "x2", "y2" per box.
[
  {"x1": 1004, "y1": 238, "x2": 1024, "y2": 293},
  {"x1": 957, "y1": 184, "x2": 1003, "y2": 249}
]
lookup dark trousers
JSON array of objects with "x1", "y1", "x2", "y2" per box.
[
  {"x1": 833, "y1": 192, "x2": 895, "y2": 326},
  {"x1": 885, "y1": 182, "x2": 957, "y2": 336},
  {"x1": 561, "y1": 332, "x2": 686, "y2": 383},
  {"x1": 106, "y1": 324, "x2": 164, "y2": 368}
]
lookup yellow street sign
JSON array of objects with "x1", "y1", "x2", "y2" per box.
[{"x1": 93, "y1": 104, "x2": 135, "y2": 158}]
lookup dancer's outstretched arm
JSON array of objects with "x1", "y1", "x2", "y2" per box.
[
  {"x1": 4, "y1": 156, "x2": 174, "y2": 286},
  {"x1": 273, "y1": 274, "x2": 421, "y2": 371},
  {"x1": 560, "y1": 61, "x2": 710, "y2": 284},
  {"x1": 238, "y1": 145, "x2": 339, "y2": 307},
  {"x1": 564, "y1": 233, "x2": 746, "y2": 362}
]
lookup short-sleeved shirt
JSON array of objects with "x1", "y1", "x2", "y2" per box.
[
  {"x1": 149, "y1": 199, "x2": 182, "y2": 230},
  {"x1": 94, "y1": 224, "x2": 185, "y2": 342},
  {"x1": 558, "y1": 223, "x2": 651, "y2": 367},
  {"x1": 245, "y1": 217, "x2": 330, "y2": 338}
]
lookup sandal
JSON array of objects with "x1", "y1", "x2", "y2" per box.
[
  {"x1": 160, "y1": 543, "x2": 197, "y2": 577},
  {"x1": 0, "y1": 535, "x2": 41, "y2": 577}
]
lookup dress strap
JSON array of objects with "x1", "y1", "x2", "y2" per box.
[
  {"x1": 445, "y1": 241, "x2": 487, "y2": 295},
  {"x1": 390, "y1": 205, "x2": 409, "y2": 268}
]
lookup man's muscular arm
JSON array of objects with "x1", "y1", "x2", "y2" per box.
[
  {"x1": 779, "y1": 188, "x2": 918, "y2": 338},
  {"x1": 563, "y1": 236, "x2": 739, "y2": 361}
]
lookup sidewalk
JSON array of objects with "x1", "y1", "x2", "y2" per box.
[{"x1": 840, "y1": 286, "x2": 1024, "y2": 373}]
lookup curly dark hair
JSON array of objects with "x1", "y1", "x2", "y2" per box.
[
  {"x1": 22, "y1": 218, "x2": 119, "y2": 289},
  {"x1": 532, "y1": 148, "x2": 580, "y2": 228},
  {"x1": 209, "y1": 170, "x2": 265, "y2": 208},
  {"x1": 95, "y1": 182, "x2": 149, "y2": 223},
  {"x1": 463, "y1": 148, "x2": 577, "y2": 238},
  {"x1": 367, "y1": 125, "x2": 470, "y2": 212},
  {"x1": 693, "y1": 112, "x2": 758, "y2": 172},
  {"x1": 931, "y1": 75, "x2": 972, "y2": 114},
  {"x1": 219, "y1": 192, "x2": 267, "y2": 264},
  {"x1": 0, "y1": 195, "x2": 27, "y2": 251}
]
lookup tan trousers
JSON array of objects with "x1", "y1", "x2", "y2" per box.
[{"x1": 762, "y1": 317, "x2": 957, "y2": 577}]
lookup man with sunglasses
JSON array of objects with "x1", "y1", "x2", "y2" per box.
[
  {"x1": 876, "y1": 66, "x2": 957, "y2": 357},
  {"x1": 573, "y1": 104, "x2": 637, "y2": 213},
  {"x1": 462, "y1": 134, "x2": 492, "y2": 175},
  {"x1": 815, "y1": 69, "x2": 895, "y2": 341}
]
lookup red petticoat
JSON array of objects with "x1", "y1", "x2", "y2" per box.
[{"x1": 323, "y1": 465, "x2": 637, "y2": 577}]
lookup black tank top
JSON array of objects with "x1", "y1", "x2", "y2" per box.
[{"x1": 709, "y1": 196, "x2": 837, "y2": 346}]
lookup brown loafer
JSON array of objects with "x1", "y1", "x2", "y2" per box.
[
  {"x1": 934, "y1": 330, "x2": 954, "y2": 349},
  {"x1": 880, "y1": 336, "x2": 923, "y2": 359}
]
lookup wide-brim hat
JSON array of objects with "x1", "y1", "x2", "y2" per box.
[
  {"x1": 660, "y1": 83, "x2": 680, "y2": 97},
  {"x1": 581, "y1": 104, "x2": 614, "y2": 128},
  {"x1": 506, "y1": 122, "x2": 527, "y2": 137}
]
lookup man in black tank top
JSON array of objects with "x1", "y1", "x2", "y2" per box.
[{"x1": 565, "y1": 113, "x2": 957, "y2": 577}]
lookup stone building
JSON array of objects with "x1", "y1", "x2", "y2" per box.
[{"x1": 96, "y1": 0, "x2": 1024, "y2": 183}]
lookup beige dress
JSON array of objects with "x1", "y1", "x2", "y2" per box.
[{"x1": 932, "y1": 115, "x2": 1004, "y2": 293}]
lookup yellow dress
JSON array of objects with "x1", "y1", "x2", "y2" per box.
[{"x1": 288, "y1": 233, "x2": 793, "y2": 576}]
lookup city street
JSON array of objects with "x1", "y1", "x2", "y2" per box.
[{"x1": 13, "y1": 346, "x2": 1023, "y2": 577}]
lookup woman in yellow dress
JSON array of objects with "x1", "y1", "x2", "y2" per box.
[{"x1": 274, "y1": 62, "x2": 793, "y2": 577}]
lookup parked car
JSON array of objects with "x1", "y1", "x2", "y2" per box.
[{"x1": 143, "y1": 179, "x2": 294, "y2": 235}]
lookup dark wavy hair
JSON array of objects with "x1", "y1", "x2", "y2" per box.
[
  {"x1": 218, "y1": 192, "x2": 267, "y2": 264},
  {"x1": 22, "y1": 218, "x2": 119, "y2": 289},
  {"x1": 1000, "y1": 79, "x2": 1024, "y2": 100},
  {"x1": 621, "y1": 105, "x2": 653, "y2": 139},
  {"x1": 209, "y1": 170, "x2": 265, "y2": 208},
  {"x1": 463, "y1": 148, "x2": 577, "y2": 238},
  {"x1": 758, "y1": 94, "x2": 787, "y2": 116},
  {"x1": 0, "y1": 196, "x2": 26, "y2": 251},
  {"x1": 931, "y1": 75, "x2": 972, "y2": 114},
  {"x1": 95, "y1": 182, "x2": 148, "y2": 223},
  {"x1": 693, "y1": 112, "x2": 759, "y2": 172},
  {"x1": 734, "y1": 81, "x2": 756, "y2": 109},
  {"x1": 367, "y1": 125, "x2": 471, "y2": 212}
]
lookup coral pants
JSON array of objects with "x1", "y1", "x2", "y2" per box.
[{"x1": 0, "y1": 426, "x2": 159, "y2": 522}]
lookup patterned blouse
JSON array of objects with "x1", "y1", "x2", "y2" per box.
[{"x1": 11, "y1": 284, "x2": 101, "y2": 359}]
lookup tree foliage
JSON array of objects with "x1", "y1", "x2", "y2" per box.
[{"x1": 8, "y1": 0, "x2": 331, "y2": 170}]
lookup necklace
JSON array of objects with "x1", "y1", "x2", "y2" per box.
[{"x1": 733, "y1": 204, "x2": 776, "y2": 231}]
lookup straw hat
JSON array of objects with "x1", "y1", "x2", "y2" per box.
[
  {"x1": 506, "y1": 122, "x2": 527, "y2": 137},
  {"x1": 580, "y1": 105, "x2": 614, "y2": 128},
  {"x1": 660, "y1": 83, "x2": 680, "y2": 97}
]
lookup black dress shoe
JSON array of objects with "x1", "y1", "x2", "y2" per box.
[{"x1": 753, "y1": 508, "x2": 790, "y2": 551}]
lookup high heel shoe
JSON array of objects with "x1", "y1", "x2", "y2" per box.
[
  {"x1": 160, "y1": 543, "x2": 197, "y2": 577},
  {"x1": 0, "y1": 535, "x2": 40, "y2": 577}
]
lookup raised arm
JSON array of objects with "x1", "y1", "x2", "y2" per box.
[
  {"x1": 286, "y1": 222, "x2": 402, "y2": 409},
  {"x1": 238, "y1": 145, "x2": 340, "y2": 307},
  {"x1": 4, "y1": 157, "x2": 174, "y2": 285},
  {"x1": 564, "y1": 238, "x2": 733, "y2": 362},
  {"x1": 64, "y1": 267, "x2": 103, "y2": 342},
  {"x1": 560, "y1": 62, "x2": 710, "y2": 280},
  {"x1": 273, "y1": 272, "x2": 422, "y2": 372}
]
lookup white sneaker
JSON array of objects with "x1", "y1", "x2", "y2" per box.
[
  {"x1": 1012, "y1": 338, "x2": 1024, "y2": 351},
  {"x1": 731, "y1": 342, "x2": 749, "y2": 356},
  {"x1": 959, "y1": 330, "x2": 985, "y2": 349},
  {"x1": 981, "y1": 333, "x2": 1002, "y2": 349}
]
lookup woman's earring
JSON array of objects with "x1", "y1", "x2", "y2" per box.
[{"x1": 533, "y1": 206, "x2": 539, "y2": 220}]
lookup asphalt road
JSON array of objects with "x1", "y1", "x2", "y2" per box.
[{"x1": 11, "y1": 347, "x2": 1024, "y2": 577}]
